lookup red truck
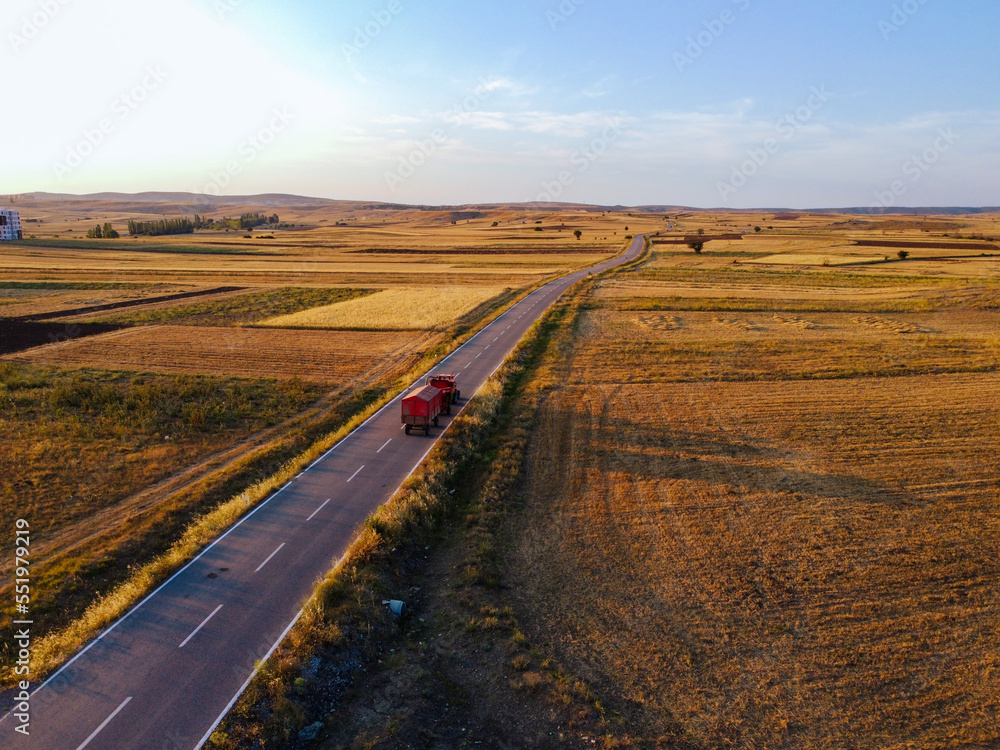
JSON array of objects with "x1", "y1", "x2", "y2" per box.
[
  {"x1": 401, "y1": 385, "x2": 447, "y2": 435},
  {"x1": 426, "y1": 374, "x2": 460, "y2": 414}
]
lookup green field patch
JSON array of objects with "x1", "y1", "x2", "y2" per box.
[
  {"x1": 93, "y1": 287, "x2": 378, "y2": 327},
  {"x1": 0, "y1": 361, "x2": 325, "y2": 649},
  {"x1": 8, "y1": 239, "x2": 279, "y2": 255}
]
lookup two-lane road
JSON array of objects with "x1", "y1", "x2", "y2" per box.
[{"x1": 1, "y1": 235, "x2": 645, "y2": 750}]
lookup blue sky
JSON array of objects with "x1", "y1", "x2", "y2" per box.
[{"x1": 3, "y1": 0, "x2": 998, "y2": 207}]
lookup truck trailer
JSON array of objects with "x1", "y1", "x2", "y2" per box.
[{"x1": 401, "y1": 385, "x2": 447, "y2": 435}]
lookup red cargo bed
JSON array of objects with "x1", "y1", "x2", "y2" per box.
[{"x1": 401, "y1": 385, "x2": 446, "y2": 435}]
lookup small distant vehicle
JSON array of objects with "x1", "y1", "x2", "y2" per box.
[{"x1": 401, "y1": 385, "x2": 447, "y2": 435}]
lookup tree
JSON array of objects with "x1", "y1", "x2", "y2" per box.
[
  {"x1": 86, "y1": 224, "x2": 103, "y2": 239},
  {"x1": 127, "y1": 218, "x2": 195, "y2": 237},
  {"x1": 102, "y1": 222, "x2": 119, "y2": 239},
  {"x1": 754, "y1": 226, "x2": 762, "y2": 233},
  {"x1": 574, "y1": 230, "x2": 582, "y2": 240},
  {"x1": 897, "y1": 250, "x2": 910, "y2": 260},
  {"x1": 689, "y1": 241, "x2": 704, "y2": 254}
]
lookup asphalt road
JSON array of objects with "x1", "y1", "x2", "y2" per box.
[{"x1": 1, "y1": 235, "x2": 645, "y2": 750}]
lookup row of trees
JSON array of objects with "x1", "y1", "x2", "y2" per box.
[
  {"x1": 86, "y1": 223, "x2": 120, "y2": 239},
  {"x1": 193, "y1": 213, "x2": 279, "y2": 231},
  {"x1": 82, "y1": 212, "x2": 281, "y2": 239},
  {"x1": 127, "y1": 218, "x2": 195, "y2": 237}
]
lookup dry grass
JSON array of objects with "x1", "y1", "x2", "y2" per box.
[
  {"x1": 3, "y1": 325, "x2": 427, "y2": 383},
  {"x1": 567, "y1": 309, "x2": 1000, "y2": 384},
  {"x1": 0, "y1": 284, "x2": 189, "y2": 317},
  {"x1": 82, "y1": 287, "x2": 374, "y2": 326},
  {"x1": 511, "y1": 375, "x2": 1000, "y2": 748},
  {"x1": 261, "y1": 286, "x2": 507, "y2": 331},
  {"x1": 498, "y1": 240, "x2": 1000, "y2": 748},
  {"x1": 15, "y1": 350, "x2": 472, "y2": 684}
]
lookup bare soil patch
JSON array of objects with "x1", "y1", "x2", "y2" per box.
[{"x1": 0, "y1": 321, "x2": 127, "y2": 355}]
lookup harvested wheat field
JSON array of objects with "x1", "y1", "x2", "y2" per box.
[
  {"x1": 511, "y1": 374, "x2": 1000, "y2": 749},
  {"x1": 3, "y1": 325, "x2": 427, "y2": 384},
  {"x1": 594, "y1": 278, "x2": 934, "y2": 303},
  {"x1": 568, "y1": 309, "x2": 1000, "y2": 384},
  {"x1": 491, "y1": 241, "x2": 1000, "y2": 748},
  {"x1": 262, "y1": 285, "x2": 508, "y2": 330},
  {"x1": 0, "y1": 284, "x2": 197, "y2": 318}
]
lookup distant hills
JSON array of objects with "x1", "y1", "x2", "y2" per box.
[{"x1": 7, "y1": 192, "x2": 999, "y2": 215}]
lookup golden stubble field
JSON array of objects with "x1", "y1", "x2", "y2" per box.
[
  {"x1": 514, "y1": 376, "x2": 1000, "y2": 748},
  {"x1": 502, "y1": 221, "x2": 1000, "y2": 748},
  {"x1": 3, "y1": 326, "x2": 430, "y2": 383}
]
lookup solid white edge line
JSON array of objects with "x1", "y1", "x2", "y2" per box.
[
  {"x1": 254, "y1": 543, "x2": 286, "y2": 574},
  {"x1": 179, "y1": 604, "x2": 224, "y2": 649},
  {"x1": 377, "y1": 438, "x2": 392, "y2": 453},
  {"x1": 306, "y1": 498, "x2": 331, "y2": 521},
  {"x1": 301, "y1": 284, "x2": 540, "y2": 472},
  {"x1": 194, "y1": 610, "x2": 304, "y2": 750},
  {"x1": 28, "y1": 461, "x2": 300, "y2": 699},
  {"x1": 405, "y1": 429, "x2": 448, "y2": 478},
  {"x1": 74, "y1": 696, "x2": 132, "y2": 750}
]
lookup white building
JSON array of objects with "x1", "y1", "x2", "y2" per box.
[{"x1": 0, "y1": 209, "x2": 22, "y2": 241}]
